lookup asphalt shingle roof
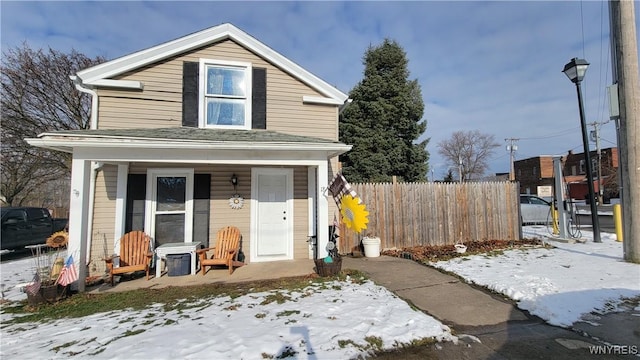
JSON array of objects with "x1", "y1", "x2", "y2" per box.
[{"x1": 46, "y1": 127, "x2": 342, "y2": 144}]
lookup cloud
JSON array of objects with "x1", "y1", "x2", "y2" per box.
[{"x1": 1, "y1": 0, "x2": 632, "y2": 177}]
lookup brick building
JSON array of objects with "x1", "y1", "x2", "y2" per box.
[
  {"x1": 514, "y1": 147, "x2": 618, "y2": 201},
  {"x1": 514, "y1": 156, "x2": 554, "y2": 195}
]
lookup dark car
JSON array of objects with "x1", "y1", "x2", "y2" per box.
[
  {"x1": 520, "y1": 195, "x2": 552, "y2": 225},
  {"x1": 1, "y1": 207, "x2": 68, "y2": 250}
]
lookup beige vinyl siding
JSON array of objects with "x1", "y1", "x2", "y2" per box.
[
  {"x1": 97, "y1": 97, "x2": 181, "y2": 129},
  {"x1": 97, "y1": 40, "x2": 339, "y2": 140},
  {"x1": 209, "y1": 166, "x2": 251, "y2": 258},
  {"x1": 293, "y1": 167, "x2": 310, "y2": 259},
  {"x1": 89, "y1": 165, "x2": 118, "y2": 277},
  {"x1": 126, "y1": 163, "x2": 312, "y2": 263}
]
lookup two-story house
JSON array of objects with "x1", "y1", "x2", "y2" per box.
[{"x1": 26, "y1": 23, "x2": 351, "y2": 284}]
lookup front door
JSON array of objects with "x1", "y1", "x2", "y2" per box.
[
  {"x1": 251, "y1": 168, "x2": 293, "y2": 262},
  {"x1": 145, "y1": 169, "x2": 194, "y2": 248}
]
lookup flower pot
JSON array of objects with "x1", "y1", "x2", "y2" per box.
[
  {"x1": 454, "y1": 244, "x2": 467, "y2": 254},
  {"x1": 314, "y1": 257, "x2": 342, "y2": 277},
  {"x1": 26, "y1": 284, "x2": 65, "y2": 305},
  {"x1": 362, "y1": 237, "x2": 381, "y2": 258}
]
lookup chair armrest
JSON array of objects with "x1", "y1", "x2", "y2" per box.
[
  {"x1": 104, "y1": 255, "x2": 119, "y2": 264},
  {"x1": 196, "y1": 247, "x2": 216, "y2": 255}
]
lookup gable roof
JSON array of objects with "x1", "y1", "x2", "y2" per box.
[{"x1": 76, "y1": 23, "x2": 348, "y2": 103}]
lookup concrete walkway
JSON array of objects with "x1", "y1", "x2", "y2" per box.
[{"x1": 343, "y1": 256, "x2": 637, "y2": 359}]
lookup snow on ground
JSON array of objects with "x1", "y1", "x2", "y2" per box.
[
  {"x1": 0, "y1": 255, "x2": 453, "y2": 359},
  {"x1": 432, "y1": 226, "x2": 640, "y2": 327},
  {"x1": 2, "y1": 225, "x2": 639, "y2": 358}
]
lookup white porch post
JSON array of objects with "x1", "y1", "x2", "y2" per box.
[
  {"x1": 69, "y1": 157, "x2": 91, "y2": 292},
  {"x1": 307, "y1": 166, "x2": 317, "y2": 259},
  {"x1": 316, "y1": 161, "x2": 329, "y2": 259},
  {"x1": 113, "y1": 163, "x2": 129, "y2": 254}
]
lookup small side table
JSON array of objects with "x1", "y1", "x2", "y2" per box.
[{"x1": 155, "y1": 242, "x2": 202, "y2": 278}]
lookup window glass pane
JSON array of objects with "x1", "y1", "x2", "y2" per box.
[
  {"x1": 156, "y1": 177, "x2": 186, "y2": 211},
  {"x1": 154, "y1": 214, "x2": 184, "y2": 247},
  {"x1": 206, "y1": 98, "x2": 246, "y2": 126},
  {"x1": 206, "y1": 67, "x2": 245, "y2": 97}
]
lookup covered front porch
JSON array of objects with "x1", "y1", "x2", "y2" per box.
[
  {"x1": 26, "y1": 128, "x2": 351, "y2": 292},
  {"x1": 87, "y1": 259, "x2": 317, "y2": 294}
]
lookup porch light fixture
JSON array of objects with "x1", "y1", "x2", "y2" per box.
[
  {"x1": 228, "y1": 174, "x2": 243, "y2": 209},
  {"x1": 562, "y1": 57, "x2": 601, "y2": 243},
  {"x1": 230, "y1": 174, "x2": 238, "y2": 190}
]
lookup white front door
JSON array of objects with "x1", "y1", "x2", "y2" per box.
[
  {"x1": 251, "y1": 168, "x2": 293, "y2": 262},
  {"x1": 145, "y1": 169, "x2": 194, "y2": 248}
]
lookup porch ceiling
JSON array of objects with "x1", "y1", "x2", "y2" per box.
[{"x1": 25, "y1": 128, "x2": 352, "y2": 161}]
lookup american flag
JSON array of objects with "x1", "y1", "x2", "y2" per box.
[
  {"x1": 327, "y1": 173, "x2": 358, "y2": 209},
  {"x1": 25, "y1": 272, "x2": 41, "y2": 296},
  {"x1": 56, "y1": 255, "x2": 78, "y2": 286}
]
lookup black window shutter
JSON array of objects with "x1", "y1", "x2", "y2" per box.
[
  {"x1": 252, "y1": 67, "x2": 267, "y2": 129},
  {"x1": 125, "y1": 174, "x2": 147, "y2": 233},
  {"x1": 182, "y1": 62, "x2": 199, "y2": 127},
  {"x1": 193, "y1": 174, "x2": 211, "y2": 246}
]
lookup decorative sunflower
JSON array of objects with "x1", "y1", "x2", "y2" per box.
[
  {"x1": 46, "y1": 231, "x2": 69, "y2": 248},
  {"x1": 229, "y1": 194, "x2": 244, "y2": 210},
  {"x1": 339, "y1": 195, "x2": 369, "y2": 234}
]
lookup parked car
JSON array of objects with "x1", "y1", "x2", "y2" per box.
[
  {"x1": 1, "y1": 207, "x2": 68, "y2": 250},
  {"x1": 520, "y1": 195, "x2": 552, "y2": 225}
]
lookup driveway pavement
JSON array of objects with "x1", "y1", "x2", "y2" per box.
[{"x1": 343, "y1": 256, "x2": 639, "y2": 359}]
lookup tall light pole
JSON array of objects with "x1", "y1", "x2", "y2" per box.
[{"x1": 563, "y1": 57, "x2": 601, "y2": 243}]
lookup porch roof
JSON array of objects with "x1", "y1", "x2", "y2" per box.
[{"x1": 26, "y1": 128, "x2": 352, "y2": 159}]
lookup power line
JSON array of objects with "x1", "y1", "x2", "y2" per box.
[{"x1": 518, "y1": 126, "x2": 581, "y2": 141}]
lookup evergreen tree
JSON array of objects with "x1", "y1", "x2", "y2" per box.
[
  {"x1": 339, "y1": 39, "x2": 429, "y2": 183},
  {"x1": 443, "y1": 169, "x2": 455, "y2": 183}
]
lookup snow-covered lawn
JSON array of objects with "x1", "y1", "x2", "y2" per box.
[
  {"x1": 0, "y1": 256, "x2": 453, "y2": 359},
  {"x1": 2, "y1": 225, "x2": 639, "y2": 358},
  {"x1": 432, "y1": 226, "x2": 640, "y2": 327}
]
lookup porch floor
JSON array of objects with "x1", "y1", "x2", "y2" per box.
[{"x1": 86, "y1": 259, "x2": 316, "y2": 294}]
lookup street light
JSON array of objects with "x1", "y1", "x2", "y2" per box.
[{"x1": 562, "y1": 57, "x2": 601, "y2": 243}]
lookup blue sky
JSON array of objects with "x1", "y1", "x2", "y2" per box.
[{"x1": 2, "y1": 1, "x2": 636, "y2": 179}]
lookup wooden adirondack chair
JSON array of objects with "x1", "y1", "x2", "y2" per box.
[
  {"x1": 196, "y1": 226, "x2": 244, "y2": 275},
  {"x1": 104, "y1": 231, "x2": 153, "y2": 286}
]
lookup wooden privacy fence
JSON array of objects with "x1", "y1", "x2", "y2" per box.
[{"x1": 338, "y1": 181, "x2": 520, "y2": 253}]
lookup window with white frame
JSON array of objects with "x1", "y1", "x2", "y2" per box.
[{"x1": 199, "y1": 59, "x2": 252, "y2": 129}]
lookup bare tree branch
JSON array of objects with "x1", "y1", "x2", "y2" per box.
[
  {"x1": 1, "y1": 44, "x2": 105, "y2": 206},
  {"x1": 437, "y1": 130, "x2": 500, "y2": 181}
]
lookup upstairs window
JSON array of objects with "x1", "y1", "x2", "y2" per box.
[{"x1": 199, "y1": 59, "x2": 252, "y2": 129}]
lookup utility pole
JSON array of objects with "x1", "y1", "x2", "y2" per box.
[
  {"x1": 589, "y1": 122, "x2": 603, "y2": 204},
  {"x1": 505, "y1": 138, "x2": 519, "y2": 181},
  {"x1": 609, "y1": 0, "x2": 639, "y2": 263},
  {"x1": 458, "y1": 155, "x2": 463, "y2": 183}
]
